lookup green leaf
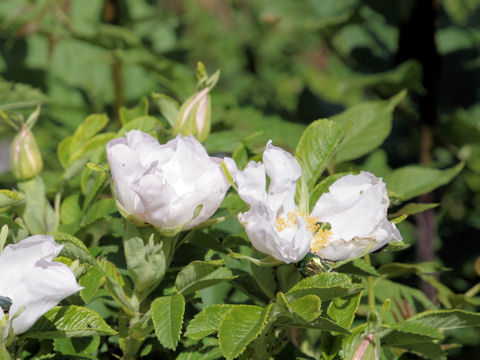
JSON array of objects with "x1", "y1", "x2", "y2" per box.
[
  {"x1": 276, "y1": 264, "x2": 303, "y2": 293},
  {"x1": 327, "y1": 292, "x2": 362, "y2": 330},
  {"x1": 26, "y1": 306, "x2": 116, "y2": 338},
  {"x1": 396, "y1": 342, "x2": 446, "y2": 360},
  {"x1": 18, "y1": 176, "x2": 55, "y2": 234},
  {"x1": 185, "y1": 304, "x2": 233, "y2": 340},
  {"x1": 100, "y1": 259, "x2": 135, "y2": 315},
  {"x1": 151, "y1": 294, "x2": 185, "y2": 350},
  {"x1": 384, "y1": 240, "x2": 411, "y2": 252},
  {"x1": 176, "y1": 338, "x2": 223, "y2": 360},
  {"x1": 79, "y1": 266, "x2": 105, "y2": 304},
  {"x1": 81, "y1": 169, "x2": 108, "y2": 211},
  {"x1": 175, "y1": 260, "x2": 236, "y2": 295},
  {"x1": 49, "y1": 232, "x2": 96, "y2": 265},
  {"x1": 0, "y1": 225, "x2": 8, "y2": 253},
  {"x1": 82, "y1": 198, "x2": 117, "y2": 226},
  {"x1": 378, "y1": 262, "x2": 447, "y2": 279},
  {"x1": 54, "y1": 336, "x2": 100, "y2": 358},
  {"x1": 406, "y1": 309, "x2": 480, "y2": 330},
  {"x1": 0, "y1": 189, "x2": 25, "y2": 208},
  {"x1": 305, "y1": 317, "x2": 351, "y2": 333},
  {"x1": 60, "y1": 193, "x2": 82, "y2": 225},
  {"x1": 388, "y1": 203, "x2": 439, "y2": 219},
  {"x1": 333, "y1": 91, "x2": 406, "y2": 163},
  {"x1": 290, "y1": 295, "x2": 322, "y2": 322},
  {"x1": 381, "y1": 321, "x2": 443, "y2": 346},
  {"x1": 251, "y1": 262, "x2": 277, "y2": 299},
  {"x1": 287, "y1": 272, "x2": 363, "y2": 301},
  {"x1": 218, "y1": 305, "x2": 271, "y2": 360},
  {"x1": 58, "y1": 137, "x2": 73, "y2": 169},
  {"x1": 151, "y1": 93, "x2": 180, "y2": 128},
  {"x1": 385, "y1": 163, "x2": 464, "y2": 201},
  {"x1": 69, "y1": 133, "x2": 116, "y2": 165},
  {"x1": 69, "y1": 114, "x2": 109, "y2": 156},
  {"x1": 117, "y1": 116, "x2": 161, "y2": 136},
  {"x1": 119, "y1": 97, "x2": 149, "y2": 126},
  {"x1": 296, "y1": 119, "x2": 350, "y2": 189},
  {"x1": 335, "y1": 258, "x2": 380, "y2": 277}
]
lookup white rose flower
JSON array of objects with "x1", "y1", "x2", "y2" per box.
[
  {"x1": 106, "y1": 130, "x2": 230, "y2": 232},
  {"x1": 225, "y1": 141, "x2": 311, "y2": 264},
  {"x1": 310, "y1": 171, "x2": 402, "y2": 261},
  {"x1": 0, "y1": 235, "x2": 82, "y2": 336},
  {"x1": 226, "y1": 141, "x2": 401, "y2": 263}
]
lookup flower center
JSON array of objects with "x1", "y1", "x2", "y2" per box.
[{"x1": 275, "y1": 211, "x2": 332, "y2": 252}]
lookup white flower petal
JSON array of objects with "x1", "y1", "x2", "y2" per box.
[
  {"x1": 107, "y1": 132, "x2": 229, "y2": 231},
  {"x1": 0, "y1": 235, "x2": 62, "y2": 299},
  {"x1": 0, "y1": 236, "x2": 81, "y2": 336},
  {"x1": 9, "y1": 260, "x2": 82, "y2": 335},
  {"x1": 240, "y1": 203, "x2": 310, "y2": 264},
  {"x1": 234, "y1": 161, "x2": 267, "y2": 205},
  {"x1": 107, "y1": 138, "x2": 147, "y2": 215},
  {"x1": 312, "y1": 172, "x2": 402, "y2": 261},
  {"x1": 263, "y1": 141, "x2": 301, "y2": 197},
  {"x1": 311, "y1": 172, "x2": 388, "y2": 240}
]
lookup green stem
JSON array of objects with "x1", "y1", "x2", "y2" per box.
[
  {"x1": 54, "y1": 191, "x2": 62, "y2": 231},
  {"x1": 364, "y1": 255, "x2": 377, "y2": 321},
  {"x1": 466, "y1": 283, "x2": 480, "y2": 298}
]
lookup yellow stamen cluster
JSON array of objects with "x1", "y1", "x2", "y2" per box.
[{"x1": 275, "y1": 210, "x2": 332, "y2": 253}]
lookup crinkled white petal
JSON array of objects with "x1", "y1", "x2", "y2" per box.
[
  {"x1": 230, "y1": 141, "x2": 308, "y2": 263},
  {"x1": 0, "y1": 235, "x2": 63, "y2": 299},
  {"x1": 9, "y1": 259, "x2": 82, "y2": 335},
  {"x1": 311, "y1": 172, "x2": 402, "y2": 261},
  {"x1": 239, "y1": 203, "x2": 310, "y2": 264},
  {"x1": 107, "y1": 132, "x2": 229, "y2": 230},
  {"x1": 263, "y1": 141, "x2": 301, "y2": 198},
  {"x1": 0, "y1": 236, "x2": 82, "y2": 336},
  {"x1": 311, "y1": 172, "x2": 388, "y2": 240},
  {"x1": 234, "y1": 161, "x2": 267, "y2": 206}
]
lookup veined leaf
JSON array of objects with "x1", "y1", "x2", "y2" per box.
[
  {"x1": 0, "y1": 189, "x2": 25, "y2": 208},
  {"x1": 26, "y1": 306, "x2": 116, "y2": 338},
  {"x1": 287, "y1": 272, "x2": 363, "y2": 300},
  {"x1": 333, "y1": 91, "x2": 406, "y2": 163},
  {"x1": 185, "y1": 304, "x2": 234, "y2": 340},
  {"x1": 327, "y1": 292, "x2": 362, "y2": 330},
  {"x1": 406, "y1": 309, "x2": 480, "y2": 330},
  {"x1": 296, "y1": 119, "x2": 350, "y2": 190},
  {"x1": 151, "y1": 294, "x2": 185, "y2": 350},
  {"x1": 175, "y1": 260, "x2": 236, "y2": 295},
  {"x1": 385, "y1": 163, "x2": 463, "y2": 201},
  {"x1": 218, "y1": 305, "x2": 271, "y2": 360}
]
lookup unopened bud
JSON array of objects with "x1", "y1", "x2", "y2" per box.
[
  {"x1": 10, "y1": 126, "x2": 43, "y2": 180},
  {"x1": 174, "y1": 88, "x2": 211, "y2": 142}
]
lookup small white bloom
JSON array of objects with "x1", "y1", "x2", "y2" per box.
[
  {"x1": 106, "y1": 130, "x2": 229, "y2": 231},
  {"x1": 310, "y1": 171, "x2": 402, "y2": 261},
  {"x1": 227, "y1": 142, "x2": 401, "y2": 263},
  {"x1": 0, "y1": 235, "x2": 82, "y2": 336},
  {"x1": 226, "y1": 141, "x2": 310, "y2": 263}
]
